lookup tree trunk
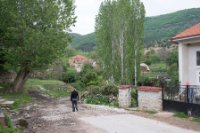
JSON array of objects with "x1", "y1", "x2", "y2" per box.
[
  {"x1": 10, "y1": 69, "x2": 30, "y2": 92},
  {"x1": 119, "y1": 31, "x2": 124, "y2": 82}
]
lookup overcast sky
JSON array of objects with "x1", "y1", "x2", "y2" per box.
[{"x1": 71, "y1": 0, "x2": 200, "y2": 35}]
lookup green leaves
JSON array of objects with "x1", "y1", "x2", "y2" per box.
[
  {"x1": 1, "y1": 0, "x2": 76, "y2": 71},
  {"x1": 95, "y1": 0, "x2": 145, "y2": 84}
]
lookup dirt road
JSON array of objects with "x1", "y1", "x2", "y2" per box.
[{"x1": 13, "y1": 98, "x2": 200, "y2": 133}]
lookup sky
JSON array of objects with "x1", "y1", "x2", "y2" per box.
[{"x1": 71, "y1": 0, "x2": 200, "y2": 35}]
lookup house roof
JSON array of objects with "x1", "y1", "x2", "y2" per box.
[{"x1": 172, "y1": 22, "x2": 200, "y2": 41}]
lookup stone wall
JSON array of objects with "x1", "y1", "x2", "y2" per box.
[
  {"x1": 138, "y1": 86, "x2": 162, "y2": 111},
  {"x1": 118, "y1": 85, "x2": 131, "y2": 108}
]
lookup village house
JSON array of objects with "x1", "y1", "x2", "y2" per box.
[
  {"x1": 172, "y1": 22, "x2": 200, "y2": 86},
  {"x1": 68, "y1": 55, "x2": 96, "y2": 72}
]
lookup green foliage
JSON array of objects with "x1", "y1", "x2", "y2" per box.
[
  {"x1": 166, "y1": 48, "x2": 178, "y2": 86},
  {"x1": 86, "y1": 85, "x2": 101, "y2": 95},
  {"x1": 71, "y1": 33, "x2": 96, "y2": 51},
  {"x1": 60, "y1": 69, "x2": 77, "y2": 83},
  {"x1": 24, "y1": 79, "x2": 69, "y2": 98},
  {"x1": 2, "y1": 94, "x2": 31, "y2": 110},
  {"x1": 84, "y1": 84, "x2": 118, "y2": 107},
  {"x1": 144, "y1": 54, "x2": 161, "y2": 65},
  {"x1": 4, "y1": 114, "x2": 13, "y2": 128},
  {"x1": 95, "y1": 0, "x2": 145, "y2": 84},
  {"x1": 192, "y1": 118, "x2": 200, "y2": 123},
  {"x1": 79, "y1": 64, "x2": 102, "y2": 87},
  {"x1": 2, "y1": 0, "x2": 76, "y2": 71},
  {"x1": 138, "y1": 77, "x2": 160, "y2": 86},
  {"x1": 65, "y1": 47, "x2": 77, "y2": 58},
  {"x1": 174, "y1": 112, "x2": 189, "y2": 118},
  {"x1": 150, "y1": 63, "x2": 167, "y2": 72},
  {"x1": 131, "y1": 89, "x2": 137, "y2": 107},
  {"x1": 0, "y1": 125, "x2": 17, "y2": 133},
  {"x1": 0, "y1": 0, "x2": 76, "y2": 91},
  {"x1": 85, "y1": 95, "x2": 110, "y2": 105},
  {"x1": 70, "y1": 81, "x2": 85, "y2": 91},
  {"x1": 145, "y1": 8, "x2": 200, "y2": 47},
  {"x1": 100, "y1": 84, "x2": 118, "y2": 96},
  {"x1": 2, "y1": 110, "x2": 18, "y2": 132}
]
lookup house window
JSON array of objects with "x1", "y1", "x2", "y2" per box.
[{"x1": 197, "y1": 51, "x2": 200, "y2": 66}]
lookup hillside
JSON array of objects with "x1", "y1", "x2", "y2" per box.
[
  {"x1": 71, "y1": 8, "x2": 200, "y2": 50},
  {"x1": 144, "y1": 8, "x2": 200, "y2": 47},
  {"x1": 70, "y1": 33, "x2": 96, "y2": 51}
]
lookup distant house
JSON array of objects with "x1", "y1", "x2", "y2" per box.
[
  {"x1": 69, "y1": 55, "x2": 95, "y2": 72},
  {"x1": 172, "y1": 22, "x2": 200, "y2": 86}
]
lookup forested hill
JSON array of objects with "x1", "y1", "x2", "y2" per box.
[
  {"x1": 144, "y1": 8, "x2": 200, "y2": 47},
  {"x1": 71, "y1": 8, "x2": 200, "y2": 51},
  {"x1": 70, "y1": 33, "x2": 95, "y2": 51}
]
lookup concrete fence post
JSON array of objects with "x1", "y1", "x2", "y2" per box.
[{"x1": 118, "y1": 85, "x2": 131, "y2": 108}]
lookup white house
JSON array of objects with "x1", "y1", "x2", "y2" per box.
[{"x1": 172, "y1": 22, "x2": 200, "y2": 86}]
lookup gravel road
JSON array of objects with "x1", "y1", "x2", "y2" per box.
[
  {"x1": 12, "y1": 98, "x2": 200, "y2": 133},
  {"x1": 81, "y1": 114, "x2": 199, "y2": 133}
]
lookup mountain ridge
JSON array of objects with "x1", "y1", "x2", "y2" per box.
[{"x1": 71, "y1": 8, "x2": 200, "y2": 51}]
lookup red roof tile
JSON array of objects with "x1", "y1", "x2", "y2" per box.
[
  {"x1": 118, "y1": 85, "x2": 131, "y2": 90},
  {"x1": 172, "y1": 22, "x2": 200, "y2": 40},
  {"x1": 138, "y1": 86, "x2": 161, "y2": 92}
]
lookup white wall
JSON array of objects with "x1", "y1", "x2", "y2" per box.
[
  {"x1": 118, "y1": 89, "x2": 131, "y2": 108},
  {"x1": 179, "y1": 43, "x2": 200, "y2": 85},
  {"x1": 138, "y1": 91, "x2": 162, "y2": 111},
  {"x1": 188, "y1": 44, "x2": 200, "y2": 85}
]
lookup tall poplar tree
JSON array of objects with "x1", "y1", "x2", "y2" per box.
[
  {"x1": 0, "y1": 0, "x2": 76, "y2": 92},
  {"x1": 95, "y1": 0, "x2": 145, "y2": 84}
]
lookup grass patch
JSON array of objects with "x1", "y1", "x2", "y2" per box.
[
  {"x1": 174, "y1": 112, "x2": 189, "y2": 118},
  {"x1": 24, "y1": 79, "x2": 70, "y2": 98},
  {"x1": 0, "y1": 79, "x2": 69, "y2": 110},
  {"x1": 2, "y1": 93, "x2": 32, "y2": 110},
  {"x1": 144, "y1": 110, "x2": 158, "y2": 115},
  {"x1": 192, "y1": 117, "x2": 200, "y2": 123},
  {"x1": 150, "y1": 63, "x2": 167, "y2": 72},
  {"x1": 0, "y1": 125, "x2": 17, "y2": 133},
  {"x1": 25, "y1": 79, "x2": 66, "y2": 87}
]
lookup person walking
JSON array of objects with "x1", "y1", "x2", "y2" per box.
[{"x1": 70, "y1": 88, "x2": 79, "y2": 112}]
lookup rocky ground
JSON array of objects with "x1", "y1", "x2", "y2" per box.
[{"x1": 11, "y1": 97, "x2": 200, "y2": 133}]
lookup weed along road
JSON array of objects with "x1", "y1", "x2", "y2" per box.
[{"x1": 13, "y1": 98, "x2": 200, "y2": 133}]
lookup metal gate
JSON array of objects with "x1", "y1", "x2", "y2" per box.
[{"x1": 162, "y1": 85, "x2": 200, "y2": 117}]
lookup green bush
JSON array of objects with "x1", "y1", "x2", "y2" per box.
[
  {"x1": 0, "y1": 125, "x2": 17, "y2": 133},
  {"x1": 60, "y1": 70, "x2": 77, "y2": 83},
  {"x1": 100, "y1": 84, "x2": 118, "y2": 96},
  {"x1": 174, "y1": 112, "x2": 189, "y2": 118},
  {"x1": 85, "y1": 95, "x2": 110, "y2": 105},
  {"x1": 70, "y1": 81, "x2": 85, "y2": 91},
  {"x1": 131, "y1": 89, "x2": 137, "y2": 107},
  {"x1": 0, "y1": 114, "x2": 17, "y2": 133},
  {"x1": 4, "y1": 114, "x2": 13, "y2": 128},
  {"x1": 86, "y1": 85, "x2": 101, "y2": 95},
  {"x1": 138, "y1": 77, "x2": 160, "y2": 87},
  {"x1": 78, "y1": 64, "x2": 103, "y2": 87}
]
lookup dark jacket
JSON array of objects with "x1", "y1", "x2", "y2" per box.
[{"x1": 71, "y1": 90, "x2": 79, "y2": 101}]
